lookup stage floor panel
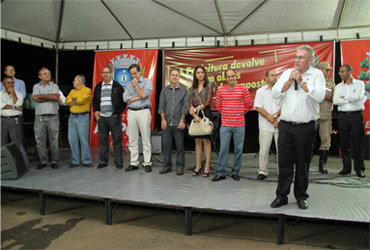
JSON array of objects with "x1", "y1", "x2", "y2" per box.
[{"x1": 2, "y1": 148, "x2": 370, "y2": 224}]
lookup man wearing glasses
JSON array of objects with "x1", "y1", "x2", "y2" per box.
[
  {"x1": 1, "y1": 76, "x2": 23, "y2": 147},
  {"x1": 93, "y1": 67, "x2": 125, "y2": 170},
  {"x1": 32, "y1": 67, "x2": 60, "y2": 170},
  {"x1": 270, "y1": 45, "x2": 325, "y2": 209},
  {"x1": 1, "y1": 65, "x2": 27, "y2": 150}
]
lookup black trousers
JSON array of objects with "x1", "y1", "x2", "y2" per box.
[
  {"x1": 98, "y1": 116, "x2": 123, "y2": 165},
  {"x1": 338, "y1": 111, "x2": 365, "y2": 173},
  {"x1": 276, "y1": 120, "x2": 316, "y2": 201}
]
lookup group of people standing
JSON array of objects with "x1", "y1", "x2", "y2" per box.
[{"x1": 1, "y1": 44, "x2": 367, "y2": 210}]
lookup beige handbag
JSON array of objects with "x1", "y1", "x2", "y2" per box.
[{"x1": 188, "y1": 110, "x2": 214, "y2": 136}]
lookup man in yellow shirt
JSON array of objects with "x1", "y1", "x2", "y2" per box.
[{"x1": 66, "y1": 75, "x2": 93, "y2": 168}]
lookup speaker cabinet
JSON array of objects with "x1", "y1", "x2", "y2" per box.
[
  {"x1": 1, "y1": 142, "x2": 29, "y2": 180},
  {"x1": 139, "y1": 132, "x2": 162, "y2": 155}
]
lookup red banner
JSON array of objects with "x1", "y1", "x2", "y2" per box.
[
  {"x1": 340, "y1": 39, "x2": 370, "y2": 134},
  {"x1": 89, "y1": 49, "x2": 159, "y2": 147},
  {"x1": 164, "y1": 41, "x2": 334, "y2": 110}
]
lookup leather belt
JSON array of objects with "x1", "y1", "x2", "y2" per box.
[
  {"x1": 1, "y1": 115, "x2": 20, "y2": 118},
  {"x1": 71, "y1": 112, "x2": 90, "y2": 115},
  {"x1": 128, "y1": 107, "x2": 150, "y2": 111},
  {"x1": 282, "y1": 120, "x2": 314, "y2": 125},
  {"x1": 339, "y1": 110, "x2": 361, "y2": 114}
]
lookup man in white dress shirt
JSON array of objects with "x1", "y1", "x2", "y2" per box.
[
  {"x1": 270, "y1": 45, "x2": 325, "y2": 209},
  {"x1": 254, "y1": 70, "x2": 281, "y2": 180},
  {"x1": 333, "y1": 64, "x2": 366, "y2": 178},
  {"x1": 1, "y1": 76, "x2": 24, "y2": 147}
]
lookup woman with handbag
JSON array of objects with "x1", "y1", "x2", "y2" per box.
[{"x1": 188, "y1": 65, "x2": 213, "y2": 178}]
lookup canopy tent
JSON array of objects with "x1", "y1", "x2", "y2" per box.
[{"x1": 1, "y1": 0, "x2": 370, "y2": 50}]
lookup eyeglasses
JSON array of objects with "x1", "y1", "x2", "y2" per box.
[
  {"x1": 102, "y1": 71, "x2": 111, "y2": 74},
  {"x1": 40, "y1": 72, "x2": 51, "y2": 75},
  {"x1": 4, "y1": 81, "x2": 14, "y2": 84},
  {"x1": 293, "y1": 56, "x2": 310, "y2": 60}
]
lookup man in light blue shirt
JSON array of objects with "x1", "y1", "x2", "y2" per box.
[{"x1": 123, "y1": 64, "x2": 153, "y2": 173}]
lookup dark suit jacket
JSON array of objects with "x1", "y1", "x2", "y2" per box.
[{"x1": 92, "y1": 80, "x2": 126, "y2": 115}]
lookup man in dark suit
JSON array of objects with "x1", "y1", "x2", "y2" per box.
[{"x1": 93, "y1": 66, "x2": 125, "y2": 169}]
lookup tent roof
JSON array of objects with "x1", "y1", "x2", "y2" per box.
[{"x1": 1, "y1": 0, "x2": 369, "y2": 50}]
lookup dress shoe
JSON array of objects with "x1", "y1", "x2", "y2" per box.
[
  {"x1": 176, "y1": 168, "x2": 184, "y2": 175},
  {"x1": 211, "y1": 175, "x2": 226, "y2": 182},
  {"x1": 116, "y1": 163, "x2": 123, "y2": 169},
  {"x1": 338, "y1": 169, "x2": 351, "y2": 175},
  {"x1": 51, "y1": 163, "x2": 58, "y2": 170},
  {"x1": 159, "y1": 168, "x2": 172, "y2": 174},
  {"x1": 69, "y1": 164, "x2": 78, "y2": 168},
  {"x1": 270, "y1": 198, "x2": 288, "y2": 208},
  {"x1": 144, "y1": 165, "x2": 152, "y2": 173},
  {"x1": 97, "y1": 163, "x2": 108, "y2": 169},
  {"x1": 356, "y1": 170, "x2": 366, "y2": 178},
  {"x1": 124, "y1": 165, "x2": 138, "y2": 172},
  {"x1": 231, "y1": 174, "x2": 240, "y2": 181},
  {"x1": 83, "y1": 163, "x2": 94, "y2": 168},
  {"x1": 257, "y1": 174, "x2": 267, "y2": 180},
  {"x1": 297, "y1": 199, "x2": 308, "y2": 209},
  {"x1": 36, "y1": 163, "x2": 47, "y2": 170}
]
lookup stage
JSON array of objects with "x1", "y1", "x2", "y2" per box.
[{"x1": 1, "y1": 147, "x2": 369, "y2": 244}]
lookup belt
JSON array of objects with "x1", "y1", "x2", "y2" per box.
[
  {"x1": 339, "y1": 110, "x2": 362, "y2": 114},
  {"x1": 71, "y1": 112, "x2": 90, "y2": 115},
  {"x1": 282, "y1": 120, "x2": 314, "y2": 125},
  {"x1": 128, "y1": 106, "x2": 150, "y2": 111},
  {"x1": 1, "y1": 115, "x2": 20, "y2": 118},
  {"x1": 39, "y1": 114, "x2": 57, "y2": 116}
]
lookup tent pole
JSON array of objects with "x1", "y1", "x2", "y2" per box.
[{"x1": 55, "y1": 43, "x2": 59, "y2": 84}]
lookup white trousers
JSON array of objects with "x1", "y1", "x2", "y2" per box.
[
  {"x1": 258, "y1": 130, "x2": 279, "y2": 176},
  {"x1": 127, "y1": 109, "x2": 152, "y2": 166}
]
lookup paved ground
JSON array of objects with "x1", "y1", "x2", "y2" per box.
[{"x1": 1, "y1": 152, "x2": 369, "y2": 249}]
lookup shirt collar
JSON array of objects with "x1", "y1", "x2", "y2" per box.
[
  {"x1": 169, "y1": 84, "x2": 180, "y2": 90},
  {"x1": 103, "y1": 80, "x2": 113, "y2": 85}
]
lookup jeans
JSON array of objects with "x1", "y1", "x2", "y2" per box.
[
  {"x1": 162, "y1": 126, "x2": 185, "y2": 169},
  {"x1": 216, "y1": 125, "x2": 245, "y2": 176},
  {"x1": 68, "y1": 113, "x2": 92, "y2": 165},
  {"x1": 34, "y1": 114, "x2": 59, "y2": 164}
]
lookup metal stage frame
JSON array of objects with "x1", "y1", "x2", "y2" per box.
[{"x1": 2, "y1": 149, "x2": 369, "y2": 245}]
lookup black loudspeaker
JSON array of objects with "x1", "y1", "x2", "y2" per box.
[{"x1": 1, "y1": 142, "x2": 29, "y2": 180}]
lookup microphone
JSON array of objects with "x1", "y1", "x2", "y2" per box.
[{"x1": 294, "y1": 66, "x2": 298, "y2": 90}]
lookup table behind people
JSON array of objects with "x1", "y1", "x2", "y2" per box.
[{"x1": 270, "y1": 45, "x2": 325, "y2": 210}]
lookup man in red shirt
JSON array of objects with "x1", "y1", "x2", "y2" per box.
[{"x1": 212, "y1": 69, "x2": 251, "y2": 181}]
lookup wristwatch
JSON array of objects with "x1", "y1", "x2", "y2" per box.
[
  {"x1": 273, "y1": 114, "x2": 277, "y2": 118},
  {"x1": 180, "y1": 120, "x2": 185, "y2": 123}
]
